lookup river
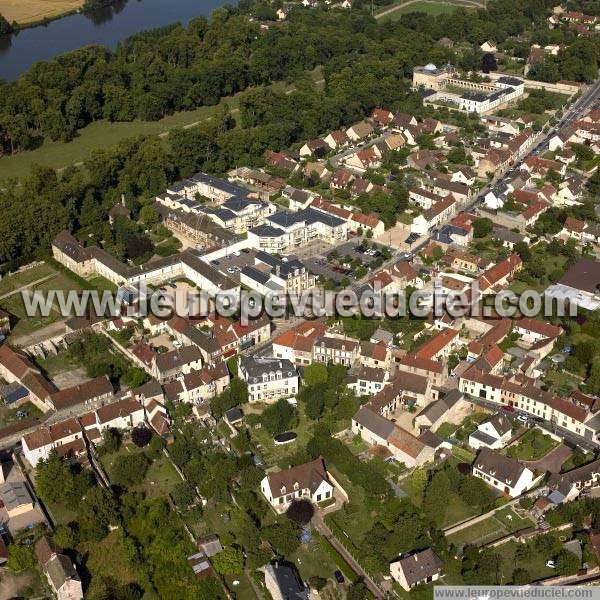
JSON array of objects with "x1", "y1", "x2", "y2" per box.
[{"x1": 0, "y1": 0, "x2": 231, "y2": 81}]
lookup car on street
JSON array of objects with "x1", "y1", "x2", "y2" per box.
[{"x1": 334, "y1": 570, "x2": 345, "y2": 584}]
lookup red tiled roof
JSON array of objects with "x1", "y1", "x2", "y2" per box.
[{"x1": 415, "y1": 328, "x2": 459, "y2": 360}]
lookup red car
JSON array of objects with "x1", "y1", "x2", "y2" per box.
[{"x1": 502, "y1": 405, "x2": 515, "y2": 413}]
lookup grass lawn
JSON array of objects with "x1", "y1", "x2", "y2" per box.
[
  {"x1": 142, "y1": 455, "x2": 182, "y2": 499},
  {"x1": 47, "y1": 500, "x2": 78, "y2": 526},
  {"x1": 0, "y1": 67, "x2": 324, "y2": 179},
  {"x1": 447, "y1": 508, "x2": 533, "y2": 548},
  {"x1": 0, "y1": 401, "x2": 44, "y2": 428},
  {"x1": 0, "y1": 263, "x2": 57, "y2": 297},
  {"x1": 101, "y1": 443, "x2": 180, "y2": 499},
  {"x1": 435, "y1": 422, "x2": 459, "y2": 439},
  {"x1": 506, "y1": 429, "x2": 559, "y2": 461},
  {"x1": 249, "y1": 402, "x2": 316, "y2": 469},
  {"x1": 544, "y1": 369, "x2": 582, "y2": 397},
  {"x1": 447, "y1": 516, "x2": 506, "y2": 548},
  {"x1": 224, "y1": 573, "x2": 259, "y2": 600},
  {"x1": 377, "y1": 0, "x2": 475, "y2": 21},
  {"x1": 87, "y1": 275, "x2": 118, "y2": 293},
  {"x1": 37, "y1": 349, "x2": 81, "y2": 378},
  {"x1": 291, "y1": 532, "x2": 339, "y2": 582},
  {"x1": 495, "y1": 541, "x2": 557, "y2": 583},
  {"x1": 443, "y1": 494, "x2": 481, "y2": 527}
]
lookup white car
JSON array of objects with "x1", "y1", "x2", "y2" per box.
[
  {"x1": 546, "y1": 560, "x2": 556, "y2": 569},
  {"x1": 517, "y1": 414, "x2": 528, "y2": 424}
]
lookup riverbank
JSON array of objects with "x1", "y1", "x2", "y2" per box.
[{"x1": 0, "y1": 0, "x2": 83, "y2": 27}]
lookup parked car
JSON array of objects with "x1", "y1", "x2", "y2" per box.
[
  {"x1": 502, "y1": 405, "x2": 515, "y2": 413},
  {"x1": 546, "y1": 560, "x2": 556, "y2": 569},
  {"x1": 334, "y1": 570, "x2": 345, "y2": 584},
  {"x1": 517, "y1": 414, "x2": 528, "y2": 424}
]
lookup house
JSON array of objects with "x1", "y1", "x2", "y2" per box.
[
  {"x1": 480, "y1": 40, "x2": 497, "y2": 53},
  {"x1": 35, "y1": 536, "x2": 83, "y2": 600},
  {"x1": 239, "y1": 357, "x2": 298, "y2": 403},
  {"x1": 545, "y1": 259, "x2": 600, "y2": 311},
  {"x1": 414, "y1": 389, "x2": 467, "y2": 434},
  {"x1": 263, "y1": 562, "x2": 309, "y2": 600},
  {"x1": 468, "y1": 413, "x2": 512, "y2": 450},
  {"x1": 546, "y1": 458, "x2": 600, "y2": 500},
  {"x1": 347, "y1": 366, "x2": 390, "y2": 396},
  {"x1": 299, "y1": 138, "x2": 329, "y2": 158},
  {"x1": 260, "y1": 457, "x2": 334, "y2": 511},
  {"x1": 492, "y1": 228, "x2": 529, "y2": 250},
  {"x1": 272, "y1": 321, "x2": 327, "y2": 365},
  {"x1": 350, "y1": 212, "x2": 385, "y2": 237},
  {"x1": 415, "y1": 328, "x2": 459, "y2": 361},
  {"x1": 473, "y1": 448, "x2": 536, "y2": 497},
  {"x1": 390, "y1": 261, "x2": 423, "y2": 290},
  {"x1": 390, "y1": 548, "x2": 443, "y2": 591},
  {"x1": 411, "y1": 194, "x2": 457, "y2": 235},
  {"x1": 22, "y1": 418, "x2": 85, "y2": 466},
  {"x1": 265, "y1": 150, "x2": 299, "y2": 173},
  {"x1": 47, "y1": 376, "x2": 113, "y2": 411},
  {"x1": 96, "y1": 398, "x2": 145, "y2": 432},
  {"x1": 345, "y1": 147, "x2": 382, "y2": 172},
  {"x1": 513, "y1": 318, "x2": 562, "y2": 345},
  {"x1": 371, "y1": 108, "x2": 394, "y2": 127},
  {"x1": 330, "y1": 169, "x2": 354, "y2": 190},
  {"x1": 324, "y1": 130, "x2": 351, "y2": 150},
  {"x1": 108, "y1": 197, "x2": 130, "y2": 225},
  {"x1": 346, "y1": 120, "x2": 374, "y2": 141},
  {"x1": 478, "y1": 148, "x2": 512, "y2": 178},
  {"x1": 477, "y1": 253, "x2": 522, "y2": 293},
  {"x1": 152, "y1": 346, "x2": 203, "y2": 382},
  {"x1": 0, "y1": 481, "x2": 34, "y2": 518},
  {"x1": 409, "y1": 187, "x2": 444, "y2": 210},
  {"x1": 313, "y1": 336, "x2": 359, "y2": 367},
  {"x1": 396, "y1": 354, "x2": 447, "y2": 388}
]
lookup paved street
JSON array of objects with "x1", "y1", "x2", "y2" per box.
[
  {"x1": 523, "y1": 444, "x2": 573, "y2": 474},
  {"x1": 312, "y1": 512, "x2": 385, "y2": 599}
]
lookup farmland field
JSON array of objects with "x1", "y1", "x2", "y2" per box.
[{"x1": 0, "y1": 0, "x2": 82, "y2": 24}]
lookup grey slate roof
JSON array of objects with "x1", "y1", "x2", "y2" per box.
[{"x1": 240, "y1": 357, "x2": 297, "y2": 383}]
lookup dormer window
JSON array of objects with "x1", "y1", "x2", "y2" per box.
[
  {"x1": 281, "y1": 486, "x2": 286, "y2": 494},
  {"x1": 293, "y1": 481, "x2": 299, "y2": 490}
]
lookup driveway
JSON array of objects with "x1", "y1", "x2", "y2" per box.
[{"x1": 524, "y1": 444, "x2": 572, "y2": 474}]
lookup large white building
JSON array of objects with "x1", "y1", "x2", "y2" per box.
[
  {"x1": 247, "y1": 208, "x2": 347, "y2": 253},
  {"x1": 239, "y1": 357, "x2": 299, "y2": 403}
]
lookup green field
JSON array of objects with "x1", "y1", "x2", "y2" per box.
[
  {"x1": 377, "y1": 0, "x2": 478, "y2": 21},
  {"x1": 506, "y1": 429, "x2": 560, "y2": 461},
  {"x1": 0, "y1": 68, "x2": 324, "y2": 180},
  {"x1": 447, "y1": 508, "x2": 533, "y2": 548}
]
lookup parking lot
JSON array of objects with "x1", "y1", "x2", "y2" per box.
[
  {"x1": 304, "y1": 240, "x2": 394, "y2": 285},
  {"x1": 208, "y1": 248, "x2": 258, "y2": 283}
]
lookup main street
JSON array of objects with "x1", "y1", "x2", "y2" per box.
[{"x1": 467, "y1": 74, "x2": 600, "y2": 212}]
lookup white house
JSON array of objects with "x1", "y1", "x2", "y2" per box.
[
  {"x1": 468, "y1": 413, "x2": 512, "y2": 450},
  {"x1": 239, "y1": 356, "x2": 299, "y2": 403},
  {"x1": 260, "y1": 457, "x2": 334, "y2": 511},
  {"x1": 472, "y1": 448, "x2": 536, "y2": 497}
]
